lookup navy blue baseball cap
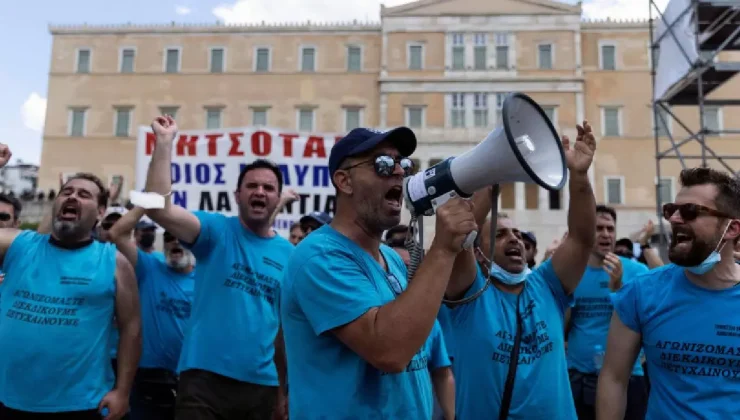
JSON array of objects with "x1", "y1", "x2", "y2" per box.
[
  {"x1": 521, "y1": 231, "x2": 537, "y2": 247},
  {"x1": 329, "y1": 127, "x2": 417, "y2": 180},
  {"x1": 300, "y1": 211, "x2": 333, "y2": 226}
]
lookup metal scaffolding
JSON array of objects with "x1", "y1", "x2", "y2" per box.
[{"x1": 649, "y1": 0, "x2": 740, "y2": 253}]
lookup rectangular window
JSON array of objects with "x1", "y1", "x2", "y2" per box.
[
  {"x1": 120, "y1": 49, "x2": 135, "y2": 73},
  {"x1": 301, "y1": 47, "x2": 316, "y2": 72},
  {"x1": 298, "y1": 109, "x2": 314, "y2": 131},
  {"x1": 655, "y1": 107, "x2": 670, "y2": 137},
  {"x1": 538, "y1": 44, "x2": 553, "y2": 69},
  {"x1": 114, "y1": 107, "x2": 132, "y2": 137},
  {"x1": 495, "y1": 33, "x2": 509, "y2": 69},
  {"x1": 77, "y1": 49, "x2": 91, "y2": 73},
  {"x1": 658, "y1": 177, "x2": 674, "y2": 205},
  {"x1": 345, "y1": 108, "x2": 361, "y2": 131},
  {"x1": 605, "y1": 177, "x2": 623, "y2": 205},
  {"x1": 407, "y1": 107, "x2": 423, "y2": 128},
  {"x1": 496, "y1": 93, "x2": 507, "y2": 123},
  {"x1": 165, "y1": 48, "x2": 180, "y2": 73},
  {"x1": 452, "y1": 33, "x2": 465, "y2": 70},
  {"x1": 409, "y1": 45, "x2": 423, "y2": 70},
  {"x1": 601, "y1": 45, "x2": 616, "y2": 70},
  {"x1": 70, "y1": 109, "x2": 86, "y2": 137},
  {"x1": 252, "y1": 108, "x2": 268, "y2": 126},
  {"x1": 255, "y1": 48, "x2": 270, "y2": 72},
  {"x1": 474, "y1": 33, "x2": 487, "y2": 70},
  {"x1": 474, "y1": 93, "x2": 488, "y2": 128},
  {"x1": 206, "y1": 108, "x2": 222, "y2": 129},
  {"x1": 451, "y1": 93, "x2": 466, "y2": 128},
  {"x1": 704, "y1": 107, "x2": 721, "y2": 133},
  {"x1": 347, "y1": 46, "x2": 362, "y2": 72},
  {"x1": 159, "y1": 106, "x2": 179, "y2": 119},
  {"x1": 603, "y1": 107, "x2": 621, "y2": 136},
  {"x1": 210, "y1": 48, "x2": 225, "y2": 73}
]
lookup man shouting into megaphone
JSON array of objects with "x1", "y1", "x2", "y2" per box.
[{"x1": 442, "y1": 121, "x2": 598, "y2": 419}]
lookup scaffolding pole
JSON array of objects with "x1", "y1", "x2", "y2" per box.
[{"x1": 650, "y1": 0, "x2": 740, "y2": 257}]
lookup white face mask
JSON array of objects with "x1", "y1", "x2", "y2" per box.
[{"x1": 489, "y1": 262, "x2": 532, "y2": 285}]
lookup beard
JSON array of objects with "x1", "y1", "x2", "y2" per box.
[
  {"x1": 52, "y1": 219, "x2": 88, "y2": 241},
  {"x1": 355, "y1": 192, "x2": 400, "y2": 236},
  {"x1": 167, "y1": 250, "x2": 195, "y2": 271},
  {"x1": 668, "y1": 227, "x2": 722, "y2": 267}
]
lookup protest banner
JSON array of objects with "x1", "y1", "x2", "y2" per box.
[{"x1": 135, "y1": 126, "x2": 343, "y2": 238}]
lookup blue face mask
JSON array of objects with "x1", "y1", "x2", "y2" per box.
[
  {"x1": 489, "y1": 262, "x2": 532, "y2": 285},
  {"x1": 686, "y1": 221, "x2": 732, "y2": 275}
]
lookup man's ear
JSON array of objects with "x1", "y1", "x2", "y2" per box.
[{"x1": 333, "y1": 171, "x2": 353, "y2": 196}]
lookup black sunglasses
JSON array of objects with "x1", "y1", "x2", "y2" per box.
[
  {"x1": 662, "y1": 202, "x2": 730, "y2": 222},
  {"x1": 101, "y1": 222, "x2": 114, "y2": 230},
  {"x1": 163, "y1": 232, "x2": 177, "y2": 243},
  {"x1": 0, "y1": 212, "x2": 11, "y2": 222},
  {"x1": 342, "y1": 155, "x2": 415, "y2": 177}
]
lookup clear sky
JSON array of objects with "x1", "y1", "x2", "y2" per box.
[{"x1": 0, "y1": 0, "x2": 664, "y2": 166}]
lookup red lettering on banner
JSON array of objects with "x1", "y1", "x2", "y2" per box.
[
  {"x1": 303, "y1": 136, "x2": 327, "y2": 158},
  {"x1": 176, "y1": 135, "x2": 199, "y2": 156},
  {"x1": 251, "y1": 131, "x2": 272, "y2": 156},
  {"x1": 145, "y1": 132, "x2": 156, "y2": 155},
  {"x1": 280, "y1": 134, "x2": 298, "y2": 157},
  {"x1": 228, "y1": 133, "x2": 244, "y2": 156},
  {"x1": 205, "y1": 134, "x2": 222, "y2": 156}
]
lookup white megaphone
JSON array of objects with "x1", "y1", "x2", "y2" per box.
[{"x1": 402, "y1": 92, "x2": 568, "y2": 249}]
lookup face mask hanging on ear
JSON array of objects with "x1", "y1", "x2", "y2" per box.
[
  {"x1": 686, "y1": 220, "x2": 734, "y2": 275},
  {"x1": 489, "y1": 262, "x2": 532, "y2": 285}
]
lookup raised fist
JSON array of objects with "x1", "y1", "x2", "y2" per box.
[
  {"x1": 0, "y1": 143, "x2": 12, "y2": 168},
  {"x1": 431, "y1": 197, "x2": 477, "y2": 255},
  {"x1": 151, "y1": 115, "x2": 178, "y2": 143}
]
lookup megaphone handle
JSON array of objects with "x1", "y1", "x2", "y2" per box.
[
  {"x1": 462, "y1": 231, "x2": 477, "y2": 250},
  {"x1": 488, "y1": 185, "x2": 501, "y2": 263}
]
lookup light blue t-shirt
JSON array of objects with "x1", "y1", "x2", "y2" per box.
[
  {"x1": 428, "y1": 321, "x2": 451, "y2": 371},
  {"x1": 281, "y1": 225, "x2": 435, "y2": 419},
  {"x1": 150, "y1": 250, "x2": 166, "y2": 263},
  {"x1": 135, "y1": 250, "x2": 195, "y2": 372},
  {"x1": 178, "y1": 211, "x2": 293, "y2": 385},
  {"x1": 0, "y1": 231, "x2": 117, "y2": 412},
  {"x1": 447, "y1": 260, "x2": 576, "y2": 420},
  {"x1": 567, "y1": 257, "x2": 648, "y2": 375},
  {"x1": 612, "y1": 264, "x2": 740, "y2": 419}
]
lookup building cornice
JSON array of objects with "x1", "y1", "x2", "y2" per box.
[
  {"x1": 581, "y1": 18, "x2": 650, "y2": 30},
  {"x1": 48, "y1": 21, "x2": 382, "y2": 35}
]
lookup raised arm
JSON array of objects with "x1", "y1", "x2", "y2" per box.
[
  {"x1": 0, "y1": 144, "x2": 21, "y2": 259},
  {"x1": 332, "y1": 198, "x2": 476, "y2": 372},
  {"x1": 108, "y1": 207, "x2": 146, "y2": 268},
  {"x1": 551, "y1": 123, "x2": 597, "y2": 295},
  {"x1": 445, "y1": 187, "x2": 492, "y2": 300},
  {"x1": 596, "y1": 312, "x2": 642, "y2": 419},
  {"x1": 144, "y1": 116, "x2": 201, "y2": 244}
]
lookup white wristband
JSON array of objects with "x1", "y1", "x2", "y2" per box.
[{"x1": 129, "y1": 190, "x2": 171, "y2": 209}]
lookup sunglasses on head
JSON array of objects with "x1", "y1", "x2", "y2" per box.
[
  {"x1": 662, "y1": 202, "x2": 731, "y2": 222},
  {"x1": 0, "y1": 213, "x2": 12, "y2": 222},
  {"x1": 343, "y1": 155, "x2": 415, "y2": 177}
]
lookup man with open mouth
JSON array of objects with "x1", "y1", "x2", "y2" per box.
[
  {"x1": 0, "y1": 147, "x2": 141, "y2": 420},
  {"x1": 280, "y1": 126, "x2": 477, "y2": 419},
  {"x1": 442, "y1": 121, "x2": 598, "y2": 419},
  {"x1": 108, "y1": 206, "x2": 195, "y2": 420},
  {"x1": 142, "y1": 115, "x2": 293, "y2": 420},
  {"x1": 598, "y1": 167, "x2": 740, "y2": 419},
  {"x1": 566, "y1": 205, "x2": 649, "y2": 420}
]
